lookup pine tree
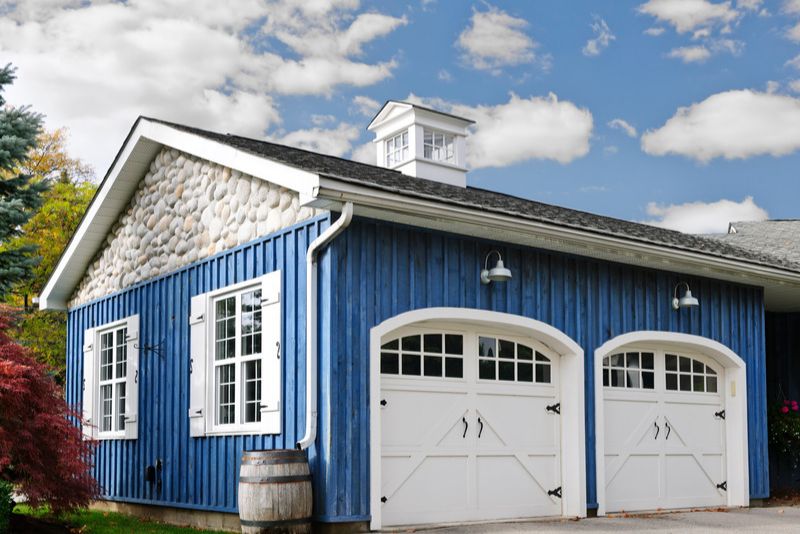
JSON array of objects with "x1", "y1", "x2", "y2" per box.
[{"x1": 0, "y1": 64, "x2": 46, "y2": 298}]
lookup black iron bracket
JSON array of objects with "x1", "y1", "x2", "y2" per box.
[
  {"x1": 714, "y1": 410, "x2": 726, "y2": 420},
  {"x1": 717, "y1": 481, "x2": 727, "y2": 492},
  {"x1": 548, "y1": 486, "x2": 562, "y2": 499},
  {"x1": 381, "y1": 496, "x2": 387, "y2": 503},
  {"x1": 380, "y1": 399, "x2": 387, "y2": 407},
  {"x1": 546, "y1": 403, "x2": 561, "y2": 415},
  {"x1": 136, "y1": 339, "x2": 165, "y2": 359}
]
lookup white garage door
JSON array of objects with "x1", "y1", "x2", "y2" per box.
[
  {"x1": 603, "y1": 349, "x2": 727, "y2": 513},
  {"x1": 379, "y1": 327, "x2": 562, "y2": 527}
]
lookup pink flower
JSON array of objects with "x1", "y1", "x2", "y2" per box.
[
  {"x1": 793, "y1": 405, "x2": 799, "y2": 412},
  {"x1": 785, "y1": 400, "x2": 791, "y2": 405},
  {"x1": 782, "y1": 406, "x2": 790, "y2": 414}
]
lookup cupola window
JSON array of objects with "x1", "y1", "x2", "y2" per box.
[
  {"x1": 385, "y1": 130, "x2": 409, "y2": 167},
  {"x1": 423, "y1": 129, "x2": 455, "y2": 163}
]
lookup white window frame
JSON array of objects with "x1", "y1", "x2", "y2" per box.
[
  {"x1": 385, "y1": 130, "x2": 409, "y2": 167},
  {"x1": 82, "y1": 314, "x2": 139, "y2": 441},
  {"x1": 422, "y1": 128, "x2": 455, "y2": 163},
  {"x1": 189, "y1": 271, "x2": 282, "y2": 437}
]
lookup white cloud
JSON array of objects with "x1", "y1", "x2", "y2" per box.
[
  {"x1": 766, "y1": 80, "x2": 781, "y2": 93},
  {"x1": 789, "y1": 79, "x2": 800, "y2": 93},
  {"x1": 350, "y1": 141, "x2": 377, "y2": 165},
  {"x1": 457, "y1": 4, "x2": 538, "y2": 71},
  {"x1": 603, "y1": 145, "x2": 619, "y2": 155},
  {"x1": 583, "y1": 16, "x2": 616, "y2": 56},
  {"x1": 783, "y1": 0, "x2": 800, "y2": 14},
  {"x1": 0, "y1": 0, "x2": 406, "y2": 174},
  {"x1": 408, "y1": 92, "x2": 593, "y2": 168},
  {"x1": 438, "y1": 69, "x2": 453, "y2": 82},
  {"x1": 787, "y1": 21, "x2": 800, "y2": 42},
  {"x1": 668, "y1": 45, "x2": 713, "y2": 62},
  {"x1": 737, "y1": 0, "x2": 763, "y2": 10},
  {"x1": 641, "y1": 89, "x2": 800, "y2": 162},
  {"x1": 638, "y1": 0, "x2": 740, "y2": 33},
  {"x1": 311, "y1": 114, "x2": 336, "y2": 126},
  {"x1": 351, "y1": 95, "x2": 381, "y2": 118},
  {"x1": 644, "y1": 26, "x2": 667, "y2": 35},
  {"x1": 692, "y1": 27, "x2": 712, "y2": 39},
  {"x1": 608, "y1": 118, "x2": 638, "y2": 137},
  {"x1": 787, "y1": 53, "x2": 800, "y2": 69},
  {"x1": 643, "y1": 196, "x2": 768, "y2": 234},
  {"x1": 277, "y1": 122, "x2": 360, "y2": 158}
]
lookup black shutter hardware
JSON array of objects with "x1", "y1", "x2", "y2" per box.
[
  {"x1": 546, "y1": 403, "x2": 561, "y2": 415},
  {"x1": 714, "y1": 410, "x2": 726, "y2": 420},
  {"x1": 548, "y1": 486, "x2": 562, "y2": 499},
  {"x1": 717, "y1": 481, "x2": 727, "y2": 491}
]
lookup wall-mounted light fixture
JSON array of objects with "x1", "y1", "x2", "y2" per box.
[
  {"x1": 672, "y1": 282, "x2": 699, "y2": 310},
  {"x1": 480, "y1": 250, "x2": 512, "y2": 285}
]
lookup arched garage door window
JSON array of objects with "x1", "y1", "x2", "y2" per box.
[{"x1": 594, "y1": 332, "x2": 749, "y2": 516}]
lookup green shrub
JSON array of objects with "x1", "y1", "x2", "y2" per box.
[{"x1": 0, "y1": 480, "x2": 13, "y2": 534}]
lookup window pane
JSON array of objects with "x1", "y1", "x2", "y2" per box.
[
  {"x1": 611, "y1": 369, "x2": 624, "y2": 387},
  {"x1": 117, "y1": 383, "x2": 126, "y2": 431},
  {"x1": 536, "y1": 363, "x2": 551, "y2": 384},
  {"x1": 693, "y1": 359, "x2": 704, "y2": 373},
  {"x1": 603, "y1": 368, "x2": 609, "y2": 387},
  {"x1": 641, "y1": 352, "x2": 654, "y2": 369},
  {"x1": 444, "y1": 357, "x2": 463, "y2": 378},
  {"x1": 217, "y1": 364, "x2": 235, "y2": 425},
  {"x1": 241, "y1": 290, "x2": 262, "y2": 357},
  {"x1": 101, "y1": 384, "x2": 113, "y2": 432},
  {"x1": 666, "y1": 373, "x2": 678, "y2": 390},
  {"x1": 626, "y1": 352, "x2": 639, "y2": 369},
  {"x1": 707, "y1": 367, "x2": 717, "y2": 376},
  {"x1": 627, "y1": 371, "x2": 640, "y2": 389},
  {"x1": 498, "y1": 361, "x2": 515, "y2": 381},
  {"x1": 535, "y1": 352, "x2": 550, "y2": 362},
  {"x1": 498, "y1": 339, "x2": 514, "y2": 359},
  {"x1": 402, "y1": 335, "x2": 421, "y2": 352},
  {"x1": 665, "y1": 354, "x2": 677, "y2": 371},
  {"x1": 479, "y1": 337, "x2": 495, "y2": 357},
  {"x1": 518, "y1": 362, "x2": 533, "y2": 382},
  {"x1": 609, "y1": 354, "x2": 623, "y2": 368},
  {"x1": 445, "y1": 334, "x2": 463, "y2": 355},
  {"x1": 381, "y1": 353, "x2": 399, "y2": 374},
  {"x1": 642, "y1": 371, "x2": 654, "y2": 389},
  {"x1": 424, "y1": 334, "x2": 442, "y2": 353},
  {"x1": 479, "y1": 359, "x2": 496, "y2": 380},
  {"x1": 402, "y1": 354, "x2": 421, "y2": 375},
  {"x1": 424, "y1": 356, "x2": 443, "y2": 377},
  {"x1": 243, "y1": 360, "x2": 262, "y2": 423},
  {"x1": 116, "y1": 329, "x2": 127, "y2": 379},
  {"x1": 706, "y1": 376, "x2": 718, "y2": 393},
  {"x1": 679, "y1": 356, "x2": 691, "y2": 372},
  {"x1": 518, "y1": 345, "x2": 533, "y2": 360},
  {"x1": 679, "y1": 374, "x2": 691, "y2": 391},
  {"x1": 381, "y1": 339, "x2": 399, "y2": 350},
  {"x1": 693, "y1": 375, "x2": 705, "y2": 392}
]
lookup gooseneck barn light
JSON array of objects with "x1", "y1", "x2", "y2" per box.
[
  {"x1": 672, "y1": 282, "x2": 699, "y2": 310},
  {"x1": 480, "y1": 250, "x2": 512, "y2": 285}
]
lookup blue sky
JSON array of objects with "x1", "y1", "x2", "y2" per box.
[{"x1": 2, "y1": 0, "x2": 799, "y2": 233}]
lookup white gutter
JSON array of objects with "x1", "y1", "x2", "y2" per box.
[{"x1": 297, "y1": 202, "x2": 354, "y2": 450}]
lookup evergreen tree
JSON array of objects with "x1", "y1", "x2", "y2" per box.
[{"x1": 0, "y1": 64, "x2": 46, "y2": 298}]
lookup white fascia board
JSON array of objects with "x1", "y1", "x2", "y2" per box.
[
  {"x1": 40, "y1": 119, "x2": 320, "y2": 310},
  {"x1": 312, "y1": 179, "x2": 800, "y2": 307}
]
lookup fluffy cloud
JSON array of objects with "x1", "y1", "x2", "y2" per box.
[
  {"x1": 351, "y1": 95, "x2": 381, "y2": 118},
  {"x1": 787, "y1": 54, "x2": 800, "y2": 69},
  {"x1": 637, "y1": 0, "x2": 740, "y2": 33},
  {"x1": 641, "y1": 90, "x2": 800, "y2": 162},
  {"x1": 644, "y1": 26, "x2": 667, "y2": 35},
  {"x1": 667, "y1": 45, "x2": 713, "y2": 62},
  {"x1": 277, "y1": 123, "x2": 360, "y2": 158},
  {"x1": 582, "y1": 16, "x2": 616, "y2": 56},
  {"x1": 0, "y1": 0, "x2": 405, "y2": 173},
  {"x1": 408, "y1": 93, "x2": 593, "y2": 168},
  {"x1": 784, "y1": 0, "x2": 800, "y2": 14},
  {"x1": 350, "y1": 141, "x2": 377, "y2": 165},
  {"x1": 788, "y1": 21, "x2": 800, "y2": 41},
  {"x1": 608, "y1": 118, "x2": 638, "y2": 137},
  {"x1": 457, "y1": 4, "x2": 538, "y2": 71},
  {"x1": 643, "y1": 196, "x2": 768, "y2": 234},
  {"x1": 789, "y1": 79, "x2": 800, "y2": 93}
]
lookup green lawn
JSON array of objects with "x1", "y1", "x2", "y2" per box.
[{"x1": 12, "y1": 504, "x2": 231, "y2": 533}]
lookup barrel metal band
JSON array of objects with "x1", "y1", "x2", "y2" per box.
[
  {"x1": 243, "y1": 450, "x2": 304, "y2": 457},
  {"x1": 240, "y1": 518, "x2": 310, "y2": 528},
  {"x1": 242, "y1": 457, "x2": 307, "y2": 466},
  {"x1": 240, "y1": 474, "x2": 312, "y2": 484}
]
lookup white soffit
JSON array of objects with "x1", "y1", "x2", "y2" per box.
[{"x1": 39, "y1": 118, "x2": 320, "y2": 310}]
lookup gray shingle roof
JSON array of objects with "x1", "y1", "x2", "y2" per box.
[
  {"x1": 707, "y1": 220, "x2": 800, "y2": 266},
  {"x1": 146, "y1": 117, "x2": 800, "y2": 275}
]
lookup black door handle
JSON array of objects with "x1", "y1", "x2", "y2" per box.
[
  {"x1": 654, "y1": 421, "x2": 660, "y2": 439},
  {"x1": 462, "y1": 417, "x2": 468, "y2": 438},
  {"x1": 478, "y1": 417, "x2": 484, "y2": 438},
  {"x1": 665, "y1": 421, "x2": 671, "y2": 440}
]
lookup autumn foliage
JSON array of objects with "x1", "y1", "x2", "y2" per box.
[{"x1": 0, "y1": 306, "x2": 97, "y2": 512}]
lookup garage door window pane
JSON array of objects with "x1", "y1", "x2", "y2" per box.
[
  {"x1": 679, "y1": 374, "x2": 691, "y2": 391},
  {"x1": 627, "y1": 371, "x2": 640, "y2": 388},
  {"x1": 382, "y1": 333, "x2": 463, "y2": 379},
  {"x1": 665, "y1": 354, "x2": 677, "y2": 371},
  {"x1": 706, "y1": 376, "x2": 717, "y2": 393},
  {"x1": 402, "y1": 354, "x2": 421, "y2": 375},
  {"x1": 381, "y1": 339, "x2": 398, "y2": 350},
  {"x1": 424, "y1": 356, "x2": 443, "y2": 377},
  {"x1": 679, "y1": 356, "x2": 691, "y2": 372},
  {"x1": 518, "y1": 345, "x2": 533, "y2": 360},
  {"x1": 604, "y1": 351, "x2": 649, "y2": 389},
  {"x1": 665, "y1": 354, "x2": 719, "y2": 394},
  {"x1": 499, "y1": 361, "x2": 515, "y2": 381},
  {"x1": 666, "y1": 373, "x2": 678, "y2": 390},
  {"x1": 611, "y1": 369, "x2": 624, "y2": 387},
  {"x1": 445, "y1": 357, "x2": 463, "y2": 378},
  {"x1": 479, "y1": 337, "x2": 496, "y2": 357},
  {"x1": 626, "y1": 353, "x2": 639, "y2": 369},
  {"x1": 445, "y1": 335, "x2": 463, "y2": 355},
  {"x1": 402, "y1": 335, "x2": 421, "y2": 352},
  {"x1": 479, "y1": 359, "x2": 496, "y2": 380},
  {"x1": 381, "y1": 353, "x2": 399, "y2": 374},
  {"x1": 518, "y1": 362, "x2": 533, "y2": 382},
  {"x1": 536, "y1": 363, "x2": 551, "y2": 384},
  {"x1": 642, "y1": 371, "x2": 654, "y2": 389},
  {"x1": 641, "y1": 352, "x2": 654, "y2": 369},
  {"x1": 499, "y1": 340, "x2": 515, "y2": 359},
  {"x1": 424, "y1": 334, "x2": 442, "y2": 353}
]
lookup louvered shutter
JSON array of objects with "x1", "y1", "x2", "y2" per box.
[
  {"x1": 82, "y1": 327, "x2": 97, "y2": 440},
  {"x1": 260, "y1": 270, "x2": 282, "y2": 434},
  {"x1": 123, "y1": 315, "x2": 140, "y2": 440},
  {"x1": 189, "y1": 292, "x2": 208, "y2": 437}
]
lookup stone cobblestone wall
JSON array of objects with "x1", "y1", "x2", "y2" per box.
[{"x1": 70, "y1": 148, "x2": 317, "y2": 306}]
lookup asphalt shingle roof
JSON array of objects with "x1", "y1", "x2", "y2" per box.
[
  {"x1": 707, "y1": 220, "x2": 800, "y2": 266},
  {"x1": 146, "y1": 117, "x2": 800, "y2": 275}
]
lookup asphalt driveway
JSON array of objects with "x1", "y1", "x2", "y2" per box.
[{"x1": 422, "y1": 506, "x2": 800, "y2": 533}]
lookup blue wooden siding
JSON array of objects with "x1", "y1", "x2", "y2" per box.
[
  {"x1": 765, "y1": 312, "x2": 800, "y2": 491},
  {"x1": 324, "y1": 218, "x2": 769, "y2": 518},
  {"x1": 66, "y1": 215, "x2": 331, "y2": 515}
]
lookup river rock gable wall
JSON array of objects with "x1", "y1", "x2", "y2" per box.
[{"x1": 70, "y1": 148, "x2": 317, "y2": 307}]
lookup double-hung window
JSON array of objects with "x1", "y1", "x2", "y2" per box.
[
  {"x1": 385, "y1": 130, "x2": 409, "y2": 167},
  {"x1": 423, "y1": 129, "x2": 455, "y2": 163},
  {"x1": 82, "y1": 315, "x2": 139, "y2": 440},
  {"x1": 189, "y1": 270, "x2": 282, "y2": 436}
]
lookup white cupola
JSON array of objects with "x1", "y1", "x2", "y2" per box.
[{"x1": 367, "y1": 100, "x2": 474, "y2": 187}]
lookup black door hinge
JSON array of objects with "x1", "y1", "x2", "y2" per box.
[
  {"x1": 380, "y1": 399, "x2": 387, "y2": 407},
  {"x1": 548, "y1": 486, "x2": 562, "y2": 499},
  {"x1": 717, "y1": 481, "x2": 727, "y2": 491},
  {"x1": 714, "y1": 410, "x2": 725, "y2": 420},
  {"x1": 546, "y1": 403, "x2": 561, "y2": 415},
  {"x1": 381, "y1": 496, "x2": 387, "y2": 503}
]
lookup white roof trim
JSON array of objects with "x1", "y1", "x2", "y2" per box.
[{"x1": 39, "y1": 118, "x2": 320, "y2": 310}]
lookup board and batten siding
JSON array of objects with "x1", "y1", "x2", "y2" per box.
[
  {"x1": 324, "y1": 217, "x2": 769, "y2": 518},
  {"x1": 66, "y1": 215, "x2": 332, "y2": 515}
]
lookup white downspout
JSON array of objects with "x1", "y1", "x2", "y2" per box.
[{"x1": 297, "y1": 202, "x2": 354, "y2": 450}]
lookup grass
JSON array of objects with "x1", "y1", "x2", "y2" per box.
[{"x1": 12, "y1": 504, "x2": 230, "y2": 533}]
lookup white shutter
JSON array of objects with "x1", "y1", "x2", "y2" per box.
[
  {"x1": 82, "y1": 327, "x2": 97, "y2": 440},
  {"x1": 260, "y1": 270, "x2": 282, "y2": 434},
  {"x1": 123, "y1": 315, "x2": 140, "y2": 440},
  {"x1": 189, "y1": 292, "x2": 208, "y2": 437}
]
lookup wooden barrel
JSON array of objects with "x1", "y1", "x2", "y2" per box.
[{"x1": 238, "y1": 449, "x2": 312, "y2": 533}]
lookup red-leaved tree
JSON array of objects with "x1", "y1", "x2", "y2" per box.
[{"x1": 0, "y1": 306, "x2": 97, "y2": 512}]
